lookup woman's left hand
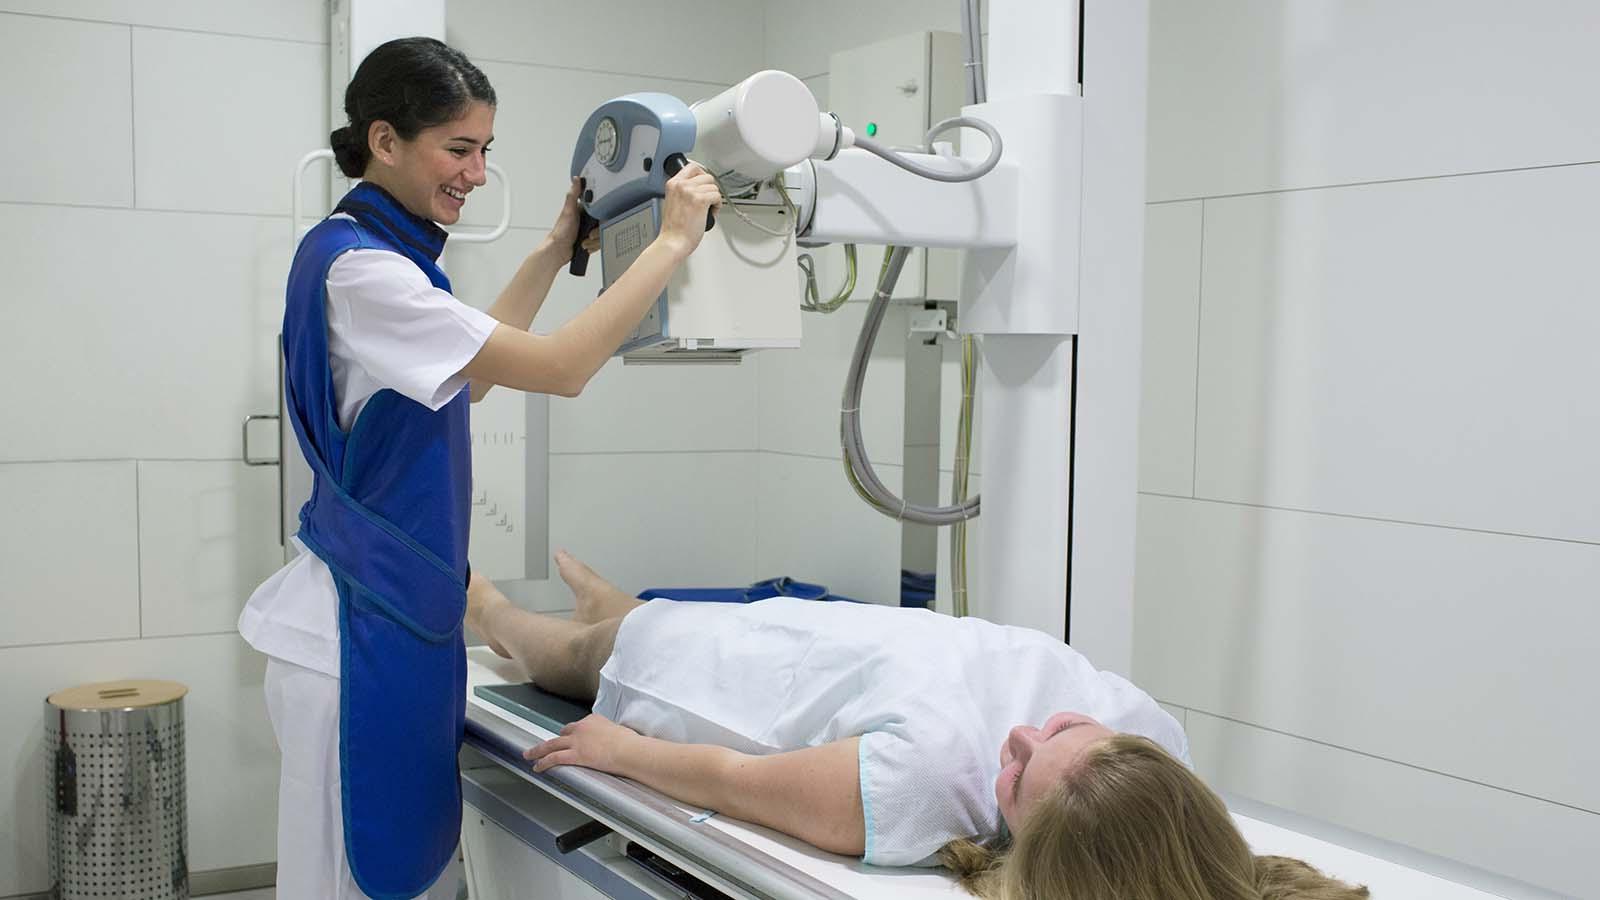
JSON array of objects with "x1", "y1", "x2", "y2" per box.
[
  {"x1": 523, "y1": 713, "x2": 638, "y2": 775},
  {"x1": 543, "y1": 177, "x2": 599, "y2": 264}
]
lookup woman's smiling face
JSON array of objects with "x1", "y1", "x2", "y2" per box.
[{"x1": 369, "y1": 100, "x2": 494, "y2": 225}]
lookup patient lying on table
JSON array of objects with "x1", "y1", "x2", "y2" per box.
[{"x1": 467, "y1": 553, "x2": 1368, "y2": 900}]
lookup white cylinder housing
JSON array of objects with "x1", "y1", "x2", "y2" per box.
[{"x1": 691, "y1": 70, "x2": 820, "y2": 182}]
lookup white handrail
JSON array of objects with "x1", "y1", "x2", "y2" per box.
[
  {"x1": 446, "y1": 160, "x2": 512, "y2": 244},
  {"x1": 291, "y1": 151, "x2": 511, "y2": 247},
  {"x1": 291, "y1": 148, "x2": 336, "y2": 245}
]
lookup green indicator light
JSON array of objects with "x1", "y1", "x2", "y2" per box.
[{"x1": 865, "y1": 122, "x2": 878, "y2": 137}]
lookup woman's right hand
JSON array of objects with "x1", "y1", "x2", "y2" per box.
[
  {"x1": 524, "y1": 713, "x2": 640, "y2": 775},
  {"x1": 655, "y1": 162, "x2": 722, "y2": 260}
]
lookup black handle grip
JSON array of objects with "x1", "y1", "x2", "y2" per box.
[
  {"x1": 662, "y1": 153, "x2": 716, "y2": 233},
  {"x1": 555, "y1": 819, "x2": 613, "y2": 854},
  {"x1": 568, "y1": 208, "x2": 599, "y2": 277}
]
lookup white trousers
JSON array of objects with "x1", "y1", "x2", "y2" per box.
[{"x1": 265, "y1": 657, "x2": 462, "y2": 900}]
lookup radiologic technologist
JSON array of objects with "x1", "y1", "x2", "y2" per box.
[{"x1": 238, "y1": 37, "x2": 721, "y2": 900}]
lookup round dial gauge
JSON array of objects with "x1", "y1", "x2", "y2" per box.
[{"x1": 594, "y1": 117, "x2": 620, "y2": 167}]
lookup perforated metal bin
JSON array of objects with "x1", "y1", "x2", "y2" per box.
[{"x1": 45, "y1": 679, "x2": 190, "y2": 900}]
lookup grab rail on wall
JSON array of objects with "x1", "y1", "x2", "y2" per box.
[{"x1": 291, "y1": 148, "x2": 513, "y2": 244}]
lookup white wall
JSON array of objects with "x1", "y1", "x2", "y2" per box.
[
  {"x1": 0, "y1": 2, "x2": 762, "y2": 894},
  {"x1": 0, "y1": 3, "x2": 323, "y2": 892},
  {"x1": 1137, "y1": 2, "x2": 1600, "y2": 895}
]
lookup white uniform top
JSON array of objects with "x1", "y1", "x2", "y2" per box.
[
  {"x1": 594, "y1": 598, "x2": 1190, "y2": 868},
  {"x1": 239, "y1": 238, "x2": 498, "y2": 677}
]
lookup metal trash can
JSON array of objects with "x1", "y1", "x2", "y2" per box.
[{"x1": 45, "y1": 679, "x2": 190, "y2": 900}]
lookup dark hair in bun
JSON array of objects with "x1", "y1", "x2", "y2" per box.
[{"x1": 330, "y1": 37, "x2": 496, "y2": 178}]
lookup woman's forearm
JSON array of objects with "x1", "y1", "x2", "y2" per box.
[
  {"x1": 614, "y1": 735, "x2": 743, "y2": 814},
  {"x1": 470, "y1": 241, "x2": 562, "y2": 401},
  {"x1": 544, "y1": 236, "x2": 687, "y2": 386},
  {"x1": 484, "y1": 240, "x2": 563, "y2": 332},
  {"x1": 613, "y1": 734, "x2": 865, "y2": 856},
  {"x1": 461, "y1": 236, "x2": 689, "y2": 398}
]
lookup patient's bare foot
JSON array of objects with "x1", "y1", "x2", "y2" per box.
[
  {"x1": 557, "y1": 550, "x2": 635, "y2": 623},
  {"x1": 466, "y1": 572, "x2": 512, "y2": 659}
]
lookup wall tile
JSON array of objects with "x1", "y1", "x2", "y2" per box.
[
  {"x1": 1195, "y1": 165, "x2": 1600, "y2": 542},
  {"x1": 755, "y1": 452, "x2": 904, "y2": 606},
  {"x1": 0, "y1": 205, "x2": 291, "y2": 461},
  {"x1": 803, "y1": 73, "x2": 829, "y2": 107},
  {"x1": 0, "y1": 633, "x2": 277, "y2": 895},
  {"x1": 134, "y1": 28, "x2": 324, "y2": 216},
  {"x1": 1138, "y1": 201, "x2": 1201, "y2": 496},
  {"x1": 1148, "y1": 0, "x2": 1600, "y2": 201},
  {"x1": 762, "y1": 0, "x2": 962, "y2": 80},
  {"x1": 1134, "y1": 494, "x2": 1600, "y2": 812},
  {"x1": 1189, "y1": 710, "x2": 1597, "y2": 899},
  {"x1": 496, "y1": 452, "x2": 760, "y2": 613},
  {"x1": 138, "y1": 461, "x2": 284, "y2": 637},
  {"x1": 0, "y1": 14, "x2": 132, "y2": 206},
  {"x1": 448, "y1": 0, "x2": 762, "y2": 85},
  {"x1": 1156, "y1": 701, "x2": 1186, "y2": 731},
  {"x1": 0, "y1": 462, "x2": 139, "y2": 647},
  {"x1": 0, "y1": 1, "x2": 323, "y2": 42}
]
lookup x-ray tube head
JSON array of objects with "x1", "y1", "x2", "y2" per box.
[{"x1": 690, "y1": 70, "x2": 821, "y2": 186}]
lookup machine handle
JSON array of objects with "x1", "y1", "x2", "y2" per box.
[
  {"x1": 568, "y1": 181, "x2": 599, "y2": 277},
  {"x1": 242, "y1": 414, "x2": 280, "y2": 467},
  {"x1": 663, "y1": 153, "x2": 717, "y2": 233},
  {"x1": 554, "y1": 819, "x2": 613, "y2": 854}
]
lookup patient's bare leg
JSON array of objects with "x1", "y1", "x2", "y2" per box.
[
  {"x1": 467, "y1": 573, "x2": 622, "y2": 701},
  {"x1": 557, "y1": 550, "x2": 644, "y2": 624}
]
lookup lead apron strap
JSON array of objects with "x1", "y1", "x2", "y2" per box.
[{"x1": 285, "y1": 372, "x2": 466, "y2": 900}]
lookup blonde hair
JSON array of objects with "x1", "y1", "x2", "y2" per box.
[{"x1": 939, "y1": 735, "x2": 1369, "y2": 900}]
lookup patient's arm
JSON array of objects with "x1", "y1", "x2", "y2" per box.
[{"x1": 526, "y1": 714, "x2": 865, "y2": 857}]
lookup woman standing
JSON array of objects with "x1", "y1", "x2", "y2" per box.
[{"x1": 239, "y1": 37, "x2": 720, "y2": 899}]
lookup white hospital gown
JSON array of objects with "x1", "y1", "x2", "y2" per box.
[{"x1": 592, "y1": 597, "x2": 1190, "y2": 868}]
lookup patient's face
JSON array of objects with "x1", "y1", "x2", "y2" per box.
[{"x1": 995, "y1": 711, "x2": 1115, "y2": 833}]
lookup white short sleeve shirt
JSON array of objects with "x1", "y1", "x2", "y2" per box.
[{"x1": 239, "y1": 242, "x2": 498, "y2": 676}]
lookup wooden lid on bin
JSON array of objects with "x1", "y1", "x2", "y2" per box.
[{"x1": 47, "y1": 680, "x2": 188, "y2": 711}]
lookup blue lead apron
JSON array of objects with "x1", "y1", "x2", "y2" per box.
[{"x1": 282, "y1": 182, "x2": 471, "y2": 899}]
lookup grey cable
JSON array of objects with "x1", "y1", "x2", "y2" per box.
[
  {"x1": 960, "y1": 0, "x2": 987, "y2": 106},
  {"x1": 950, "y1": 0, "x2": 988, "y2": 614},
  {"x1": 837, "y1": 95, "x2": 998, "y2": 527},
  {"x1": 852, "y1": 115, "x2": 1003, "y2": 183},
  {"x1": 839, "y1": 245, "x2": 981, "y2": 526},
  {"x1": 799, "y1": 244, "x2": 857, "y2": 313}
]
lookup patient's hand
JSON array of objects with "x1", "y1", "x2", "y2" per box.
[{"x1": 525, "y1": 714, "x2": 639, "y2": 775}]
